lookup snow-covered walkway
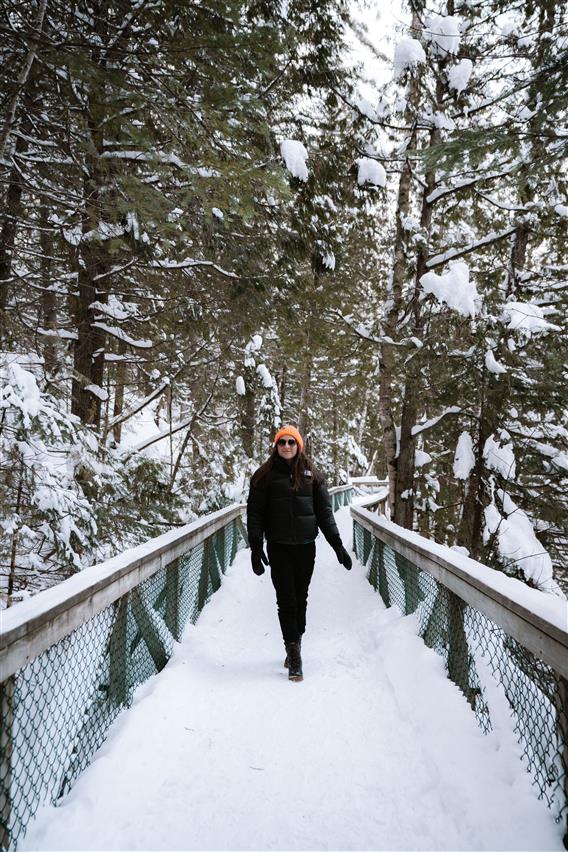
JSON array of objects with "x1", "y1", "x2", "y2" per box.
[{"x1": 23, "y1": 507, "x2": 562, "y2": 851}]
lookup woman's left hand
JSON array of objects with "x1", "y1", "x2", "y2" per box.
[{"x1": 332, "y1": 539, "x2": 352, "y2": 570}]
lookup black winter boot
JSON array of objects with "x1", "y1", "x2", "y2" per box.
[
  {"x1": 284, "y1": 636, "x2": 302, "y2": 668},
  {"x1": 285, "y1": 641, "x2": 303, "y2": 682}
]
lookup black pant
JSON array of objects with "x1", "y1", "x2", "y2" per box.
[{"x1": 267, "y1": 541, "x2": 316, "y2": 644}]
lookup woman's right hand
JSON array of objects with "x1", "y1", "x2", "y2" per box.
[{"x1": 251, "y1": 544, "x2": 269, "y2": 576}]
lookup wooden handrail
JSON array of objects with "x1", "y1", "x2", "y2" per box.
[
  {"x1": 351, "y1": 498, "x2": 568, "y2": 679},
  {"x1": 0, "y1": 504, "x2": 246, "y2": 681}
]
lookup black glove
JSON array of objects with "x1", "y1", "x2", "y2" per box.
[
  {"x1": 331, "y1": 538, "x2": 352, "y2": 570},
  {"x1": 251, "y1": 543, "x2": 269, "y2": 576}
]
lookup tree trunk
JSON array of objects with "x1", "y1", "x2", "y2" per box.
[
  {"x1": 456, "y1": 0, "x2": 555, "y2": 554},
  {"x1": 0, "y1": 0, "x2": 47, "y2": 162},
  {"x1": 70, "y1": 3, "x2": 111, "y2": 427},
  {"x1": 112, "y1": 340, "x2": 127, "y2": 444},
  {"x1": 394, "y1": 123, "x2": 441, "y2": 527},
  {"x1": 39, "y1": 205, "x2": 57, "y2": 375},
  {"x1": 298, "y1": 315, "x2": 313, "y2": 438},
  {"x1": 0, "y1": 133, "x2": 27, "y2": 345},
  {"x1": 378, "y1": 7, "x2": 423, "y2": 520}
]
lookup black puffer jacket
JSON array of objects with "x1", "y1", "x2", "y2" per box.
[{"x1": 246, "y1": 455, "x2": 340, "y2": 547}]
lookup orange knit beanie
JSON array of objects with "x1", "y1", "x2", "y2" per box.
[{"x1": 273, "y1": 425, "x2": 304, "y2": 451}]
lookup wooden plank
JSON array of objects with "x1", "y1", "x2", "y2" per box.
[
  {"x1": 0, "y1": 505, "x2": 246, "y2": 681},
  {"x1": 351, "y1": 506, "x2": 568, "y2": 679}
]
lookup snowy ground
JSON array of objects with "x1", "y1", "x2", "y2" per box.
[{"x1": 23, "y1": 507, "x2": 563, "y2": 851}]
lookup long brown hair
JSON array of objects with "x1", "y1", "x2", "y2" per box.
[{"x1": 251, "y1": 446, "x2": 323, "y2": 491}]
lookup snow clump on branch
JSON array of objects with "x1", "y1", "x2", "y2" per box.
[
  {"x1": 502, "y1": 301, "x2": 561, "y2": 337},
  {"x1": 423, "y1": 15, "x2": 461, "y2": 56},
  {"x1": 485, "y1": 492, "x2": 558, "y2": 593},
  {"x1": 419, "y1": 261, "x2": 479, "y2": 317},
  {"x1": 393, "y1": 37, "x2": 426, "y2": 77},
  {"x1": 485, "y1": 350, "x2": 507, "y2": 375},
  {"x1": 447, "y1": 58, "x2": 473, "y2": 94},
  {"x1": 280, "y1": 140, "x2": 308, "y2": 182},
  {"x1": 356, "y1": 158, "x2": 386, "y2": 187},
  {"x1": 483, "y1": 434, "x2": 516, "y2": 480},
  {"x1": 453, "y1": 431, "x2": 475, "y2": 480}
]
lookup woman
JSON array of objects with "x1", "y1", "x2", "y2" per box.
[{"x1": 246, "y1": 424, "x2": 352, "y2": 682}]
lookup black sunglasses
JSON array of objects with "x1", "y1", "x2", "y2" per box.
[{"x1": 277, "y1": 438, "x2": 297, "y2": 446}]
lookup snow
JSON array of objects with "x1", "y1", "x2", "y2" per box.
[
  {"x1": 90, "y1": 295, "x2": 133, "y2": 322},
  {"x1": 501, "y1": 20, "x2": 522, "y2": 39},
  {"x1": 354, "y1": 96, "x2": 377, "y2": 121},
  {"x1": 1, "y1": 361, "x2": 42, "y2": 425},
  {"x1": 423, "y1": 14, "x2": 461, "y2": 56},
  {"x1": 415, "y1": 450, "x2": 432, "y2": 467},
  {"x1": 212, "y1": 207, "x2": 224, "y2": 220},
  {"x1": 37, "y1": 328, "x2": 78, "y2": 340},
  {"x1": 84, "y1": 384, "x2": 109, "y2": 401},
  {"x1": 91, "y1": 322, "x2": 152, "y2": 349},
  {"x1": 485, "y1": 349, "x2": 507, "y2": 374},
  {"x1": 100, "y1": 149, "x2": 185, "y2": 169},
  {"x1": 244, "y1": 335, "x2": 263, "y2": 368},
  {"x1": 495, "y1": 491, "x2": 557, "y2": 592},
  {"x1": 356, "y1": 157, "x2": 386, "y2": 187},
  {"x1": 321, "y1": 251, "x2": 335, "y2": 270},
  {"x1": 453, "y1": 431, "x2": 475, "y2": 480},
  {"x1": 393, "y1": 37, "x2": 426, "y2": 77},
  {"x1": 432, "y1": 112, "x2": 456, "y2": 131},
  {"x1": 553, "y1": 203, "x2": 568, "y2": 217},
  {"x1": 484, "y1": 434, "x2": 516, "y2": 480},
  {"x1": 235, "y1": 376, "x2": 246, "y2": 396},
  {"x1": 280, "y1": 139, "x2": 308, "y2": 182},
  {"x1": 447, "y1": 58, "x2": 473, "y2": 93},
  {"x1": 256, "y1": 364, "x2": 272, "y2": 389},
  {"x1": 502, "y1": 301, "x2": 562, "y2": 336},
  {"x1": 419, "y1": 261, "x2": 479, "y2": 317},
  {"x1": 412, "y1": 406, "x2": 461, "y2": 437},
  {"x1": 20, "y1": 507, "x2": 563, "y2": 852}
]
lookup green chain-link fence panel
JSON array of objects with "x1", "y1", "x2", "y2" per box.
[
  {"x1": 0, "y1": 518, "x2": 247, "y2": 851},
  {"x1": 353, "y1": 520, "x2": 568, "y2": 831}
]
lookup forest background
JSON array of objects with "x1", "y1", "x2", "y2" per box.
[{"x1": 1, "y1": 0, "x2": 566, "y2": 605}]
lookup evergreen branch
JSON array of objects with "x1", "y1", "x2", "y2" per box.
[{"x1": 426, "y1": 227, "x2": 517, "y2": 269}]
